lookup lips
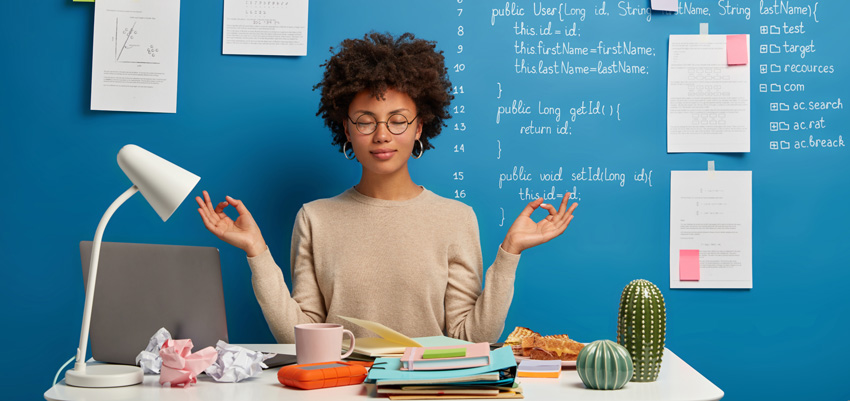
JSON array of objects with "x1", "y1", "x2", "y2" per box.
[{"x1": 370, "y1": 148, "x2": 396, "y2": 160}]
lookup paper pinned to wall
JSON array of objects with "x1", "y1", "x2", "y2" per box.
[
  {"x1": 667, "y1": 35, "x2": 750, "y2": 153},
  {"x1": 670, "y1": 171, "x2": 752, "y2": 289},
  {"x1": 651, "y1": 0, "x2": 679, "y2": 12},
  {"x1": 223, "y1": 0, "x2": 309, "y2": 56},
  {"x1": 90, "y1": 0, "x2": 181, "y2": 113}
]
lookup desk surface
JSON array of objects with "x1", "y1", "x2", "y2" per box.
[{"x1": 45, "y1": 345, "x2": 723, "y2": 401}]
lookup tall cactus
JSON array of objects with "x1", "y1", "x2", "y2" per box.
[{"x1": 617, "y1": 279, "x2": 666, "y2": 382}]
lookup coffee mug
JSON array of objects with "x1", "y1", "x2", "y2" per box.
[{"x1": 294, "y1": 323, "x2": 355, "y2": 365}]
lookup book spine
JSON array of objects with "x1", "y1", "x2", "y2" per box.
[{"x1": 403, "y1": 349, "x2": 419, "y2": 371}]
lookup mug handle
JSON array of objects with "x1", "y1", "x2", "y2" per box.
[{"x1": 341, "y1": 329, "x2": 355, "y2": 360}]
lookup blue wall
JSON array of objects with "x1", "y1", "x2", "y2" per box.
[{"x1": 2, "y1": 1, "x2": 848, "y2": 400}]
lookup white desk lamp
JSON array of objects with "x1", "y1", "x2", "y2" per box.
[{"x1": 65, "y1": 144, "x2": 200, "y2": 388}]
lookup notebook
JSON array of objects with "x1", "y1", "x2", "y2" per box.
[
  {"x1": 80, "y1": 241, "x2": 228, "y2": 365},
  {"x1": 338, "y1": 316, "x2": 471, "y2": 357},
  {"x1": 517, "y1": 359, "x2": 561, "y2": 378},
  {"x1": 401, "y1": 342, "x2": 491, "y2": 371}
]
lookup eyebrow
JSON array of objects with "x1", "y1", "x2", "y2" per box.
[{"x1": 351, "y1": 108, "x2": 412, "y2": 116}]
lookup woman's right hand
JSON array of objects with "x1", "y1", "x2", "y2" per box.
[{"x1": 196, "y1": 190, "x2": 267, "y2": 257}]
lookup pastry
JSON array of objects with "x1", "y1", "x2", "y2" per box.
[
  {"x1": 504, "y1": 326, "x2": 540, "y2": 356},
  {"x1": 505, "y1": 326, "x2": 585, "y2": 361}
]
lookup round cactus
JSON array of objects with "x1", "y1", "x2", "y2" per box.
[
  {"x1": 617, "y1": 279, "x2": 666, "y2": 382},
  {"x1": 576, "y1": 340, "x2": 633, "y2": 390}
]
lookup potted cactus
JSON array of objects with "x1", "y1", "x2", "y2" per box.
[{"x1": 617, "y1": 279, "x2": 666, "y2": 382}]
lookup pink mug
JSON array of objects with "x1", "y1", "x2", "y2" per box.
[{"x1": 294, "y1": 323, "x2": 355, "y2": 365}]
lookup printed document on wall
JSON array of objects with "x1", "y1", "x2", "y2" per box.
[
  {"x1": 90, "y1": 0, "x2": 180, "y2": 113},
  {"x1": 667, "y1": 35, "x2": 750, "y2": 153},
  {"x1": 223, "y1": 0, "x2": 308, "y2": 56},
  {"x1": 670, "y1": 170, "x2": 752, "y2": 289}
]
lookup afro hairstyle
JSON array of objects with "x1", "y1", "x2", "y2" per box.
[{"x1": 314, "y1": 32, "x2": 454, "y2": 154}]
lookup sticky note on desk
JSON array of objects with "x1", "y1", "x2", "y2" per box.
[
  {"x1": 679, "y1": 250, "x2": 700, "y2": 281},
  {"x1": 726, "y1": 35, "x2": 748, "y2": 65},
  {"x1": 422, "y1": 348, "x2": 466, "y2": 359},
  {"x1": 651, "y1": 0, "x2": 678, "y2": 12}
]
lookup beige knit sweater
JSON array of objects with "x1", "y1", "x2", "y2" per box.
[{"x1": 247, "y1": 187, "x2": 520, "y2": 344}]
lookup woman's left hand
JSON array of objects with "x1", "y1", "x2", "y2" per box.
[{"x1": 501, "y1": 192, "x2": 577, "y2": 255}]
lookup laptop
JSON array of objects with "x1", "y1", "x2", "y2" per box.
[{"x1": 80, "y1": 241, "x2": 228, "y2": 365}]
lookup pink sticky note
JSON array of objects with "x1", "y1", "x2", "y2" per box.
[
  {"x1": 726, "y1": 35, "x2": 748, "y2": 65},
  {"x1": 651, "y1": 0, "x2": 678, "y2": 12},
  {"x1": 679, "y1": 250, "x2": 700, "y2": 281}
]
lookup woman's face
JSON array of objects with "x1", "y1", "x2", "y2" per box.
[{"x1": 345, "y1": 88, "x2": 422, "y2": 178}]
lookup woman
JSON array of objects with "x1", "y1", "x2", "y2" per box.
[{"x1": 197, "y1": 32, "x2": 577, "y2": 344}]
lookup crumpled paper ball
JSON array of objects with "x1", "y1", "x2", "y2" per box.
[
  {"x1": 204, "y1": 340, "x2": 275, "y2": 382},
  {"x1": 135, "y1": 327, "x2": 173, "y2": 374},
  {"x1": 159, "y1": 338, "x2": 217, "y2": 387}
]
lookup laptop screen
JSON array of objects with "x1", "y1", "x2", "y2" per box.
[{"x1": 80, "y1": 241, "x2": 228, "y2": 365}]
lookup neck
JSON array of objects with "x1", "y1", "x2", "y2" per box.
[{"x1": 355, "y1": 168, "x2": 422, "y2": 200}]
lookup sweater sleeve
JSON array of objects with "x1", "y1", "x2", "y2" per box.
[
  {"x1": 247, "y1": 207, "x2": 326, "y2": 343},
  {"x1": 444, "y1": 207, "x2": 520, "y2": 343}
]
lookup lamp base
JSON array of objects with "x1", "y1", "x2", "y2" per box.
[{"x1": 65, "y1": 364, "x2": 144, "y2": 388}]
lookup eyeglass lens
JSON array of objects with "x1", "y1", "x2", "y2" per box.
[{"x1": 353, "y1": 114, "x2": 411, "y2": 135}]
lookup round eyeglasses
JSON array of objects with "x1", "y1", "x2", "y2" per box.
[{"x1": 347, "y1": 113, "x2": 418, "y2": 135}]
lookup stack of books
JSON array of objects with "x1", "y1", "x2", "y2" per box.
[{"x1": 365, "y1": 344, "x2": 522, "y2": 400}]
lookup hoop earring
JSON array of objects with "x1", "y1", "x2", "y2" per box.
[
  {"x1": 342, "y1": 141, "x2": 355, "y2": 160},
  {"x1": 412, "y1": 139, "x2": 424, "y2": 159}
]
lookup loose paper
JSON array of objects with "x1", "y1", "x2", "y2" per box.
[
  {"x1": 667, "y1": 35, "x2": 750, "y2": 153},
  {"x1": 204, "y1": 341, "x2": 274, "y2": 383},
  {"x1": 159, "y1": 339, "x2": 217, "y2": 387},
  {"x1": 135, "y1": 327, "x2": 172, "y2": 374},
  {"x1": 223, "y1": 0, "x2": 309, "y2": 56},
  {"x1": 91, "y1": 0, "x2": 181, "y2": 113},
  {"x1": 670, "y1": 171, "x2": 752, "y2": 289}
]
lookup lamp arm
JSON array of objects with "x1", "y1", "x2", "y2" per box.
[{"x1": 72, "y1": 185, "x2": 140, "y2": 373}]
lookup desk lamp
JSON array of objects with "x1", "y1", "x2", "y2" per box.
[{"x1": 65, "y1": 144, "x2": 200, "y2": 388}]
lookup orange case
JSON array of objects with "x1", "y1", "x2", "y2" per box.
[{"x1": 277, "y1": 361, "x2": 367, "y2": 390}]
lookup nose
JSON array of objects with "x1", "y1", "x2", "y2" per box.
[{"x1": 372, "y1": 123, "x2": 392, "y2": 142}]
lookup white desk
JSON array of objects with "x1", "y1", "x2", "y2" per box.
[{"x1": 45, "y1": 345, "x2": 723, "y2": 401}]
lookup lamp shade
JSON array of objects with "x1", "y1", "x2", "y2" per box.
[{"x1": 117, "y1": 145, "x2": 200, "y2": 221}]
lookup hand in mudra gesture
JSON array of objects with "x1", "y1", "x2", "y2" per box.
[
  {"x1": 196, "y1": 190, "x2": 267, "y2": 257},
  {"x1": 501, "y1": 192, "x2": 577, "y2": 255}
]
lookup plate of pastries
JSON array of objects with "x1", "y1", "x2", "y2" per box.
[{"x1": 503, "y1": 326, "x2": 585, "y2": 367}]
